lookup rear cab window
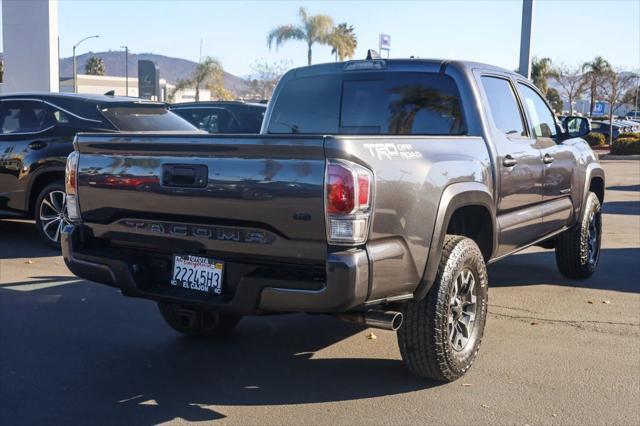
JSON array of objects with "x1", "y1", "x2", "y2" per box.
[
  {"x1": 101, "y1": 106, "x2": 198, "y2": 131},
  {"x1": 267, "y1": 72, "x2": 466, "y2": 135}
]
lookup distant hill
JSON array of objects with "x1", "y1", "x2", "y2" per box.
[{"x1": 58, "y1": 51, "x2": 250, "y2": 95}]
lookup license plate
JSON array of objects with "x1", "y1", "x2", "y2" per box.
[{"x1": 171, "y1": 254, "x2": 223, "y2": 294}]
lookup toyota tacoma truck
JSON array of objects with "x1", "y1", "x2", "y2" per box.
[{"x1": 62, "y1": 56, "x2": 604, "y2": 382}]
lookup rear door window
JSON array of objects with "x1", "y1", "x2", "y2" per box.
[
  {"x1": 267, "y1": 72, "x2": 465, "y2": 135},
  {"x1": 0, "y1": 100, "x2": 52, "y2": 134},
  {"x1": 480, "y1": 76, "x2": 526, "y2": 137},
  {"x1": 173, "y1": 107, "x2": 241, "y2": 133},
  {"x1": 517, "y1": 83, "x2": 558, "y2": 139}
]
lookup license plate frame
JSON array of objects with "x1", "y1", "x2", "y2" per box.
[{"x1": 170, "y1": 254, "x2": 224, "y2": 295}]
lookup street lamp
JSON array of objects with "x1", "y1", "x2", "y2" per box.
[
  {"x1": 72, "y1": 35, "x2": 100, "y2": 93},
  {"x1": 121, "y1": 46, "x2": 129, "y2": 96}
]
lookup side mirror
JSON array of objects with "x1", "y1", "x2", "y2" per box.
[{"x1": 562, "y1": 116, "x2": 591, "y2": 139}]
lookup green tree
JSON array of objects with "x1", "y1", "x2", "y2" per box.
[
  {"x1": 531, "y1": 57, "x2": 555, "y2": 96},
  {"x1": 582, "y1": 56, "x2": 611, "y2": 117},
  {"x1": 267, "y1": 7, "x2": 334, "y2": 65},
  {"x1": 84, "y1": 56, "x2": 105, "y2": 76},
  {"x1": 546, "y1": 88, "x2": 564, "y2": 114},
  {"x1": 329, "y1": 23, "x2": 357, "y2": 62}
]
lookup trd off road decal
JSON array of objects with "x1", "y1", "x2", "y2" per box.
[{"x1": 363, "y1": 143, "x2": 423, "y2": 160}]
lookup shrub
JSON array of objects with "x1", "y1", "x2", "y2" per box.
[
  {"x1": 610, "y1": 137, "x2": 640, "y2": 155},
  {"x1": 583, "y1": 132, "x2": 606, "y2": 147},
  {"x1": 618, "y1": 132, "x2": 640, "y2": 141}
]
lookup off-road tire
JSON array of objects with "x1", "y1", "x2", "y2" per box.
[
  {"x1": 555, "y1": 192, "x2": 602, "y2": 279},
  {"x1": 34, "y1": 181, "x2": 68, "y2": 249},
  {"x1": 398, "y1": 235, "x2": 488, "y2": 382},
  {"x1": 158, "y1": 302, "x2": 241, "y2": 338}
]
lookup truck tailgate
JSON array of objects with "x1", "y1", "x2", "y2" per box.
[{"x1": 74, "y1": 134, "x2": 327, "y2": 262}]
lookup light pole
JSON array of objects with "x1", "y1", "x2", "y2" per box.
[
  {"x1": 72, "y1": 35, "x2": 100, "y2": 93},
  {"x1": 121, "y1": 46, "x2": 129, "y2": 96},
  {"x1": 518, "y1": 0, "x2": 535, "y2": 79}
]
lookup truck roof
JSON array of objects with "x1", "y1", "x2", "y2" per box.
[
  {"x1": 0, "y1": 92, "x2": 165, "y2": 106},
  {"x1": 284, "y1": 58, "x2": 519, "y2": 79}
]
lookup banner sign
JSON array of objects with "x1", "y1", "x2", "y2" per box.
[{"x1": 138, "y1": 60, "x2": 160, "y2": 100}]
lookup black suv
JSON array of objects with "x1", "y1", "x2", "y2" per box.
[
  {"x1": 0, "y1": 93, "x2": 198, "y2": 247},
  {"x1": 170, "y1": 101, "x2": 266, "y2": 133}
]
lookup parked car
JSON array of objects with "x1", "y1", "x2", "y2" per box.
[
  {"x1": 62, "y1": 57, "x2": 603, "y2": 382},
  {"x1": 616, "y1": 119, "x2": 640, "y2": 133},
  {"x1": 624, "y1": 110, "x2": 640, "y2": 122},
  {"x1": 590, "y1": 120, "x2": 628, "y2": 140},
  {"x1": 0, "y1": 93, "x2": 198, "y2": 247},
  {"x1": 170, "y1": 101, "x2": 266, "y2": 133}
]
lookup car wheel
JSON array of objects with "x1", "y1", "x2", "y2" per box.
[
  {"x1": 397, "y1": 235, "x2": 488, "y2": 382},
  {"x1": 158, "y1": 302, "x2": 241, "y2": 338},
  {"x1": 34, "y1": 182, "x2": 69, "y2": 249},
  {"x1": 555, "y1": 192, "x2": 602, "y2": 279}
]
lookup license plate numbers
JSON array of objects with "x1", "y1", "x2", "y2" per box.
[{"x1": 171, "y1": 255, "x2": 223, "y2": 294}]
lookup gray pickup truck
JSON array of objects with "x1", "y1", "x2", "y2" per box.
[{"x1": 62, "y1": 56, "x2": 604, "y2": 382}]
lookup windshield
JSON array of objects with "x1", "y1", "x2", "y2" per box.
[
  {"x1": 101, "y1": 107, "x2": 198, "y2": 131},
  {"x1": 267, "y1": 72, "x2": 466, "y2": 135}
]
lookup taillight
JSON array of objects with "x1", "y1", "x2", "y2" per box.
[
  {"x1": 327, "y1": 163, "x2": 355, "y2": 214},
  {"x1": 65, "y1": 151, "x2": 81, "y2": 222},
  {"x1": 325, "y1": 159, "x2": 373, "y2": 245}
]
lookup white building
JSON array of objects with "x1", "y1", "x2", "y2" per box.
[
  {"x1": 59, "y1": 74, "x2": 186, "y2": 102},
  {"x1": 1, "y1": 0, "x2": 59, "y2": 93}
]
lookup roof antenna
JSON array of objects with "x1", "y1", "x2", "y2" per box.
[
  {"x1": 104, "y1": 90, "x2": 115, "y2": 96},
  {"x1": 366, "y1": 49, "x2": 381, "y2": 60}
]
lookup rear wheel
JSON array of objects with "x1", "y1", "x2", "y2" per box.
[
  {"x1": 34, "y1": 182, "x2": 69, "y2": 249},
  {"x1": 398, "y1": 235, "x2": 488, "y2": 382},
  {"x1": 158, "y1": 302, "x2": 241, "y2": 338},
  {"x1": 555, "y1": 192, "x2": 602, "y2": 279}
]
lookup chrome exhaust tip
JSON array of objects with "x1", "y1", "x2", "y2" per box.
[{"x1": 336, "y1": 309, "x2": 403, "y2": 331}]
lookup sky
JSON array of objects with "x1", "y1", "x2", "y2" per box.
[{"x1": 2, "y1": 0, "x2": 639, "y2": 77}]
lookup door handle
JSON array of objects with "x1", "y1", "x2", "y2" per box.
[
  {"x1": 28, "y1": 141, "x2": 48, "y2": 150},
  {"x1": 162, "y1": 164, "x2": 208, "y2": 188},
  {"x1": 543, "y1": 154, "x2": 555, "y2": 164},
  {"x1": 502, "y1": 155, "x2": 518, "y2": 167}
]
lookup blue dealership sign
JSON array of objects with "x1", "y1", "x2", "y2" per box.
[{"x1": 593, "y1": 102, "x2": 606, "y2": 115}]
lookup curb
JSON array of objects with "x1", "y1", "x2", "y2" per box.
[{"x1": 598, "y1": 154, "x2": 640, "y2": 160}]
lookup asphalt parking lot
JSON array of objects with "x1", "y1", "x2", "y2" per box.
[{"x1": 1, "y1": 160, "x2": 639, "y2": 425}]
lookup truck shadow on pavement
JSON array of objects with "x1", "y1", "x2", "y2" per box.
[
  {"x1": 601, "y1": 200, "x2": 640, "y2": 215},
  {"x1": 0, "y1": 219, "x2": 59, "y2": 259},
  {"x1": 607, "y1": 184, "x2": 640, "y2": 192},
  {"x1": 489, "y1": 247, "x2": 640, "y2": 293},
  {"x1": 0, "y1": 283, "x2": 434, "y2": 425}
]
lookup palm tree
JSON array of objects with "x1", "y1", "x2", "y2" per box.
[
  {"x1": 531, "y1": 57, "x2": 555, "y2": 96},
  {"x1": 0, "y1": 60, "x2": 4, "y2": 83},
  {"x1": 168, "y1": 57, "x2": 225, "y2": 102},
  {"x1": 267, "y1": 7, "x2": 334, "y2": 65},
  {"x1": 84, "y1": 56, "x2": 105, "y2": 76},
  {"x1": 193, "y1": 56, "x2": 224, "y2": 102},
  {"x1": 582, "y1": 56, "x2": 611, "y2": 117},
  {"x1": 329, "y1": 23, "x2": 357, "y2": 62}
]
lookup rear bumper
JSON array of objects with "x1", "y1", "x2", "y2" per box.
[{"x1": 61, "y1": 224, "x2": 369, "y2": 315}]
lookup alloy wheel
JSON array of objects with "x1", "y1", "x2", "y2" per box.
[
  {"x1": 448, "y1": 268, "x2": 477, "y2": 352},
  {"x1": 587, "y1": 211, "x2": 601, "y2": 265},
  {"x1": 39, "y1": 190, "x2": 69, "y2": 244}
]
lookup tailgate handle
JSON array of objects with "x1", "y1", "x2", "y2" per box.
[{"x1": 162, "y1": 164, "x2": 208, "y2": 188}]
